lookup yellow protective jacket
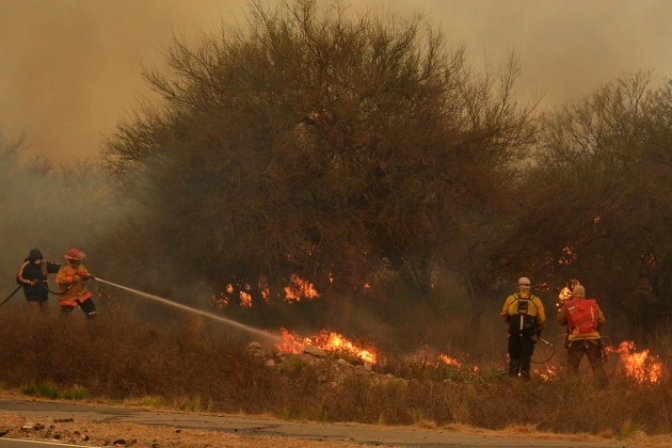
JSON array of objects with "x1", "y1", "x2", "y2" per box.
[
  {"x1": 500, "y1": 291, "x2": 546, "y2": 340},
  {"x1": 56, "y1": 263, "x2": 93, "y2": 307},
  {"x1": 557, "y1": 297, "x2": 605, "y2": 341}
]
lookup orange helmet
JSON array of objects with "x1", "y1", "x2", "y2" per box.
[{"x1": 65, "y1": 248, "x2": 86, "y2": 261}]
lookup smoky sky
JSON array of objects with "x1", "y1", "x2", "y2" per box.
[{"x1": 1, "y1": 0, "x2": 671, "y2": 161}]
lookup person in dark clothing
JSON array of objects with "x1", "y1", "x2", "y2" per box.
[{"x1": 16, "y1": 248, "x2": 61, "y2": 313}]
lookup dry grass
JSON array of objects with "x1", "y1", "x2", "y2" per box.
[{"x1": 0, "y1": 305, "x2": 671, "y2": 443}]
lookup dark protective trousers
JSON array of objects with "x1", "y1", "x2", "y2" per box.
[
  {"x1": 566, "y1": 338, "x2": 608, "y2": 387},
  {"x1": 508, "y1": 335, "x2": 535, "y2": 379}
]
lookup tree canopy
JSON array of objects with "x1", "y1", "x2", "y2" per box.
[
  {"x1": 103, "y1": 0, "x2": 537, "y2": 310},
  {"x1": 97, "y1": 0, "x2": 672, "y2": 345}
]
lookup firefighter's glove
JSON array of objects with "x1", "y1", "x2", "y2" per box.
[{"x1": 84, "y1": 275, "x2": 96, "y2": 281}]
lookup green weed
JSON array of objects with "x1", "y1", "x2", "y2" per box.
[{"x1": 20, "y1": 382, "x2": 61, "y2": 399}]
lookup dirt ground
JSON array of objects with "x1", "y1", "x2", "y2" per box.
[
  {"x1": 0, "y1": 391, "x2": 387, "y2": 448},
  {"x1": 0, "y1": 412, "x2": 387, "y2": 448},
  {"x1": 0, "y1": 393, "x2": 670, "y2": 448}
]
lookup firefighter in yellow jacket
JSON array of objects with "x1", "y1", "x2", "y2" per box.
[
  {"x1": 500, "y1": 277, "x2": 546, "y2": 379},
  {"x1": 55, "y1": 248, "x2": 97, "y2": 319},
  {"x1": 557, "y1": 284, "x2": 607, "y2": 387}
]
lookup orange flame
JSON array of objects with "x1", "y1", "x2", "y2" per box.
[
  {"x1": 606, "y1": 341, "x2": 662, "y2": 384},
  {"x1": 284, "y1": 274, "x2": 320, "y2": 303},
  {"x1": 437, "y1": 354, "x2": 462, "y2": 368},
  {"x1": 558, "y1": 287, "x2": 572, "y2": 302},
  {"x1": 534, "y1": 364, "x2": 560, "y2": 382},
  {"x1": 276, "y1": 327, "x2": 377, "y2": 364}
]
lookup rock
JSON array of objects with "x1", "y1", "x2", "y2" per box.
[{"x1": 303, "y1": 345, "x2": 327, "y2": 358}]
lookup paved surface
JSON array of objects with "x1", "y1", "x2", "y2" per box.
[
  {"x1": 0, "y1": 399, "x2": 635, "y2": 447},
  {"x1": 0, "y1": 440, "x2": 87, "y2": 447}
]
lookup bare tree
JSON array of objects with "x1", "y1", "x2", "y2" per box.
[
  {"x1": 511, "y1": 72, "x2": 672, "y2": 337},
  {"x1": 103, "y1": 0, "x2": 537, "y2": 315}
]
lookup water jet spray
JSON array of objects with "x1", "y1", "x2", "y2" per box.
[{"x1": 95, "y1": 278, "x2": 282, "y2": 344}]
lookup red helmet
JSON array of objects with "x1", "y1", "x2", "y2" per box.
[{"x1": 65, "y1": 248, "x2": 85, "y2": 260}]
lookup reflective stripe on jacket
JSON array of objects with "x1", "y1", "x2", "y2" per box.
[
  {"x1": 17, "y1": 260, "x2": 61, "y2": 301},
  {"x1": 557, "y1": 298, "x2": 605, "y2": 340},
  {"x1": 56, "y1": 264, "x2": 92, "y2": 306}
]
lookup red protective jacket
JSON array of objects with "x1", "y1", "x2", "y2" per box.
[{"x1": 56, "y1": 263, "x2": 93, "y2": 307}]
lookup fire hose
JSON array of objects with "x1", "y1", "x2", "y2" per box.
[
  {"x1": 36, "y1": 279, "x2": 66, "y2": 295},
  {"x1": 516, "y1": 312, "x2": 556, "y2": 364},
  {"x1": 0, "y1": 286, "x2": 22, "y2": 308},
  {"x1": 531, "y1": 336, "x2": 556, "y2": 364},
  {"x1": 1, "y1": 279, "x2": 74, "y2": 309}
]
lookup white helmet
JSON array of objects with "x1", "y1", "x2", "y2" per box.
[{"x1": 517, "y1": 277, "x2": 531, "y2": 291}]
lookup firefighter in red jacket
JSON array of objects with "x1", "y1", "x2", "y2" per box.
[
  {"x1": 55, "y1": 248, "x2": 98, "y2": 319},
  {"x1": 557, "y1": 284, "x2": 608, "y2": 387}
]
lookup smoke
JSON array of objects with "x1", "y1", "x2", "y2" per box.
[
  {"x1": 1, "y1": 0, "x2": 671, "y2": 348},
  {"x1": 1, "y1": 0, "x2": 670, "y2": 161},
  {"x1": 0, "y1": 0, "x2": 245, "y2": 161},
  {"x1": 0, "y1": 141, "x2": 114, "y2": 293},
  {"x1": 398, "y1": 0, "x2": 671, "y2": 107}
]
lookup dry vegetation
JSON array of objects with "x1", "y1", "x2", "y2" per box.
[{"x1": 0, "y1": 304, "x2": 671, "y2": 448}]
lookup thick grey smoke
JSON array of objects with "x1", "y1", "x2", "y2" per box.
[
  {"x1": 0, "y1": 0, "x2": 245, "y2": 162},
  {"x1": 1, "y1": 0, "x2": 670, "y2": 161}
]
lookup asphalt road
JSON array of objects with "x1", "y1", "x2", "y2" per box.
[
  {"x1": 0, "y1": 398, "x2": 638, "y2": 447},
  {"x1": 0, "y1": 440, "x2": 86, "y2": 447}
]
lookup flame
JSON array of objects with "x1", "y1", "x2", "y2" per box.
[
  {"x1": 240, "y1": 289, "x2": 252, "y2": 308},
  {"x1": 534, "y1": 364, "x2": 560, "y2": 382},
  {"x1": 558, "y1": 279, "x2": 581, "y2": 305},
  {"x1": 606, "y1": 341, "x2": 662, "y2": 384},
  {"x1": 408, "y1": 347, "x2": 465, "y2": 370},
  {"x1": 558, "y1": 287, "x2": 572, "y2": 302},
  {"x1": 284, "y1": 274, "x2": 320, "y2": 303},
  {"x1": 437, "y1": 354, "x2": 462, "y2": 368},
  {"x1": 215, "y1": 283, "x2": 264, "y2": 308},
  {"x1": 276, "y1": 327, "x2": 377, "y2": 364}
]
